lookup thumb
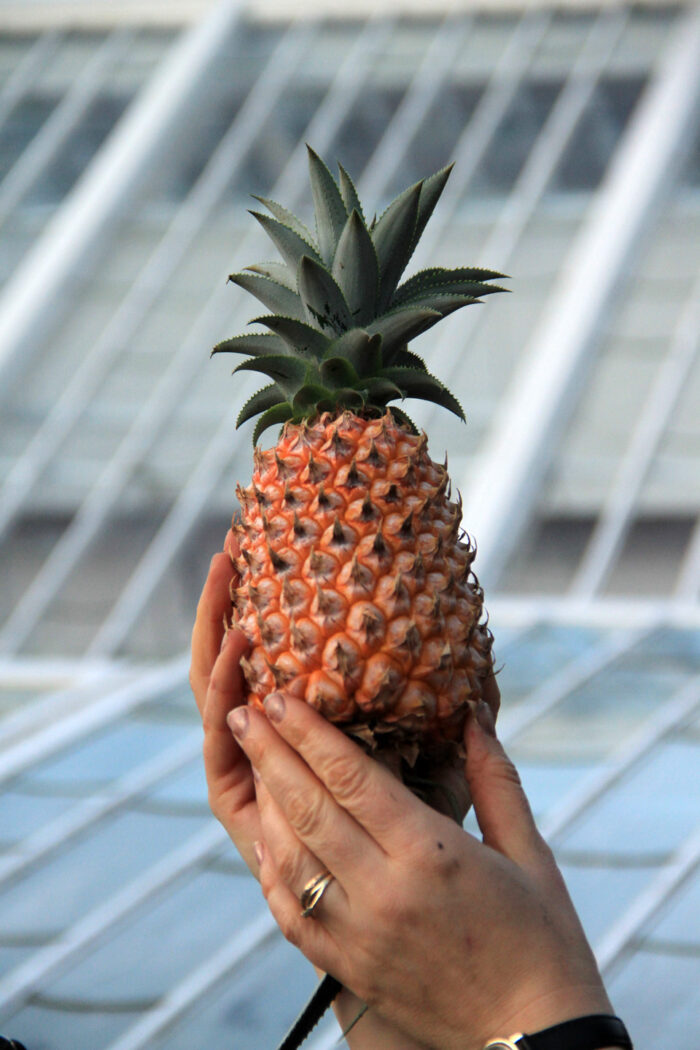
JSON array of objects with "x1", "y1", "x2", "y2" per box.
[{"x1": 465, "y1": 701, "x2": 548, "y2": 873}]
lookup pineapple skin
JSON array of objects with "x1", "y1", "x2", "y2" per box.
[{"x1": 231, "y1": 409, "x2": 493, "y2": 761}]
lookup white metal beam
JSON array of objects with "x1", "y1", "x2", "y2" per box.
[
  {"x1": 0, "y1": 0, "x2": 242, "y2": 390},
  {"x1": 459, "y1": 4, "x2": 700, "y2": 590},
  {"x1": 569, "y1": 268, "x2": 700, "y2": 598}
]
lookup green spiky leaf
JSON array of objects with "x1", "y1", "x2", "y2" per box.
[
  {"x1": 409, "y1": 163, "x2": 453, "y2": 259},
  {"x1": 212, "y1": 332, "x2": 288, "y2": 357},
  {"x1": 245, "y1": 261, "x2": 296, "y2": 290},
  {"x1": 387, "y1": 405, "x2": 419, "y2": 433},
  {"x1": 372, "y1": 181, "x2": 421, "y2": 312},
  {"x1": 252, "y1": 315, "x2": 331, "y2": 358},
  {"x1": 392, "y1": 347, "x2": 429, "y2": 371},
  {"x1": 367, "y1": 307, "x2": 441, "y2": 360},
  {"x1": 236, "y1": 383, "x2": 283, "y2": 428},
  {"x1": 233, "y1": 354, "x2": 314, "y2": 399},
  {"x1": 332, "y1": 210, "x2": 379, "y2": 325},
  {"x1": 363, "y1": 376, "x2": 404, "y2": 403},
  {"x1": 297, "y1": 255, "x2": 352, "y2": 334},
  {"x1": 325, "y1": 330, "x2": 382, "y2": 375},
  {"x1": 228, "y1": 272, "x2": 306, "y2": 321},
  {"x1": 338, "y1": 162, "x2": 364, "y2": 223},
  {"x1": 394, "y1": 266, "x2": 508, "y2": 306},
  {"x1": 307, "y1": 146, "x2": 348, "y2": 265},
  {"x1": 252, "y1": 196, "x2": 316, "y2": 247},
  {"x1": 320, "y1": 356, "x2": 360, "y2": 387},
  {"x1": 252, "y1": 403, "x2": 295, "y2": 446},
  {"x1": 250, "y1": 211, "x2": 323, "y2": 272},
  {"x1": 381, "y1": 366, "x2": 465, "y2": 421},
  {"x1": 292, "y1": 383, "x2": 335, "y2": 412}
]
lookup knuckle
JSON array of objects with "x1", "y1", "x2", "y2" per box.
[
  {"x1": 321, "y1": 753, "x2": 367, "y2": 805},
  {"x1": 275, "y1": 847, "x2": 304, "y2": 889},
  {"x1": 285, "y1": 788, "x2": 325, "y2": 839}
]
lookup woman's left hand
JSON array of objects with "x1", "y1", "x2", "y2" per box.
[{"x1": 227, "y1": 690, "x2": 611, "y2": 1050}]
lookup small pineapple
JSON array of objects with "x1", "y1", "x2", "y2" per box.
[{"x1": 215, "y1": 148, "x2": 506, "y2": 765}]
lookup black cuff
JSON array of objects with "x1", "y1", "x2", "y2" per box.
[{"x1": 517, "y1": 1014, "x2": 632, "y2": 1050}]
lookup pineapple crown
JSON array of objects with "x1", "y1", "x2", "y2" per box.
[{"x1": 213, "y1": 146, "x2": 507, "y2": 444}]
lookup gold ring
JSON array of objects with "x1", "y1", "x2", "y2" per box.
[{"x1": 300, "y1": 870, "x2": 335, "y2": 918}]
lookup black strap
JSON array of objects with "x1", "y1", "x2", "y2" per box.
[
  {"x1": 518, "y1": 1014, "x2": 632, "y2": 1050},
  {"x1": 275, "y1": 972, "x2": 342, "y2": 1050}
]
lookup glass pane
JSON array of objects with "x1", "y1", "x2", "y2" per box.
[
  {"x1": 550, "y1": 76, "x2": 646, "y2": 192},
  {"x1": 607, "y1": 948, "x2": 700, "y2": 1050},
  {"x1": 43, "y1": 869, "x2": 263, "y2": 1002},
  {"x1": 558, "y1": 739, "x2": 700, "y2": 856},
  {"x1": 27, "y1": 92, "x2": 130, "y2": 205}
]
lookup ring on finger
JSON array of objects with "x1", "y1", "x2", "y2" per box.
[{"x1": 300, "y1": 870, "x2": 335, "y2": 918}]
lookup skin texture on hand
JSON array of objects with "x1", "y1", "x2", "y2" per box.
[{"x1": 191, "y1": 544, "x2": 613, "y2": 1050}]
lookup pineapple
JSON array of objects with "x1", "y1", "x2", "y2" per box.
[{"x1": 214, "y1": 147, "x2": 506, "y2": 766}]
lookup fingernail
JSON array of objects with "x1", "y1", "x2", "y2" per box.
[
  {"x1": 227, "y1": 706, "x2": 249, "y2": 739},
  {"x1": 264, "y1": 691, "x2": 285, "y2": 723},
  {"x1": 251, "y1": 765, "x2": 261, "y2": 784},
  {"x1": 253, "y1": 840, "x2": 264, "y2": 868}
]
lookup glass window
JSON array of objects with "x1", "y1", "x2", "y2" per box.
[
  {"x1": 550, "y1": 75, "x2": 646, "y2": 192},
  {"x1": 26, "y1": 92, "x2": 130, "y2": 205}
]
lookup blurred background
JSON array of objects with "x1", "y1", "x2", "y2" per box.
[{"x1": 0, "y1": 0, "x2": 698, "y2": 1046}]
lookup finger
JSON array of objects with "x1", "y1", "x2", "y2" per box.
[
  {"x1": 255, "y1": 777, "x2": 348, "y2": 919},
  {"x1": 201, "y1": 629, "x2": 263, "y2": 875},
  {"x1": 257, "y1": 692, "x2": 430, "y2": 853},
  {"x1": 464, "y1": 703, "x2": 549, "y2": 872},
  {"x1": 256, "y1": 837, "x2": 343, "y2": 980},
  {"x1": 482, "y1": 667, "x2": 501, "y2": 721},
  {"x1": 228, "y1": 703, "x2": 385, "y2": 880},
  {"x1": 190, "y1": 551, "x2": 238, "y2": 713},
  {"x1": 202, "y1": 628, "x2": 250, "y2": 786}
]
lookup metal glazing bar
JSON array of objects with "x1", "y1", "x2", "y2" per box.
[
  {"x1": 675, "y1": 515, "x2": 700, "y2": 602},
  {"x1": 0, "y1": 656, "x2": 188, "y2": 789},
  {"x1": 83, "y1": 14, "x2": 400, "y2": 658},
  {"x1": 424, "y1": 7, "x2": 628, "y2": 403},
  {"x1": 596, "y1": 820, "x2": 700, "y2": 974},
  {"x1": 569, "y1": 268, "x2": 700, "y2": 598},
  {"x1": 0, "y1": 18, "x2": 312, "y2": 553},
  {"x1": 103, "y1": 911, "x2": 279, "y2": 1050},
  {"x1": 499, "y1": 624, "x2": 652, "y2": 746},
  {"x1": 0, "y1": 28, "x2": 135, "y2": 223},
  {"x1": 0, "y1": 731, "x2": 201, "y2": 888},
  {"x1": 357, "y1": 2, "x2": 471, "y2": 204},
  {"x1": 0, "y1": 30, "x2": 62, "y2": 134},
  {"x1": 0, "y1": 0, "x2": 243, "y2": 391},
  {"x1": 0, "y1": 665, "x2": 134, "y2": 751},
  {"x1": 400, "y1": 7, "x2": 551, "y2": 266},
  {"x1": 541, "y1": 673, "x2": 700, "y2": 842},
  {"x1": 0, "y1": 822, "x2": 227, "y2": 1016},
  {"x1": 459, "y1": 4, "x2": 700, "y2": 591}
]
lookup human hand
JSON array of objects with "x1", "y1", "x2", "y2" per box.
[
  {"x1": 190, "y1": 539, "x2": 430, "y2": 1047},
  {"x1": 227, "y1": 691, "x2": 613, "y2": 1050},
  {"x1": 189, "y1": 531, "x2": 262, "y2": 874}
]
